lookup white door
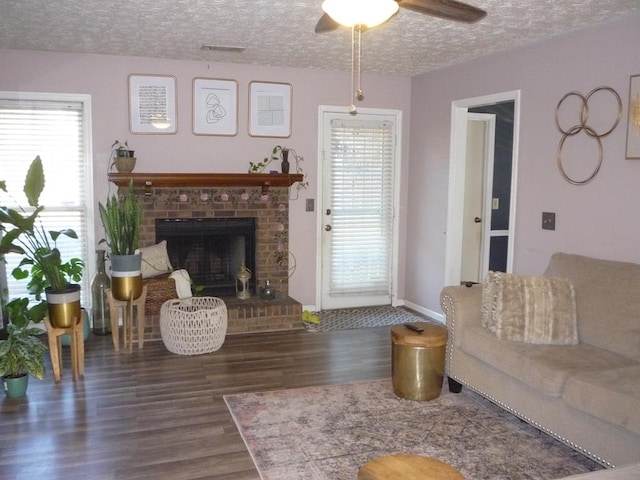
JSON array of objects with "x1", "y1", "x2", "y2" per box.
[
  {"x1": 318, "y1": 107, "x2": 401, "y2": 309},
  {"x1": 460, "y1": 113, "x2": 496, "y2": 284}
]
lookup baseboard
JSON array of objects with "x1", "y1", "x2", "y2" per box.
[{"x1": 401, "y1": 300, "x2": 444, "y2": 324}]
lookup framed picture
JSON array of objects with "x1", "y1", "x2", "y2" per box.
[
  {"x1": 193, "y1": 78, "x2": 238, "y2": 136},
  {"x1": 626, "y1": 74, "x2": 640, "y2": 159},
  {"x1": 128, "y1": 74, "x2": 177, "y2": 134},
  {"x1": 248, "y1": 81, "x2": 292, "y2": 138}
]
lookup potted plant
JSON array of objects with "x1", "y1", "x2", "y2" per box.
[
  {"x1": 0, "y1": 297, "x2": 47, "y2": 398},
  {"x1": 256, "y1": 145, "x2": 291, "y2": 174},
  {"x1": 98, "y1": 184, "x2": 143, "y2": 301},
  {"x1": 110, "y1": 140, "x2": 136, "y2": 173},
  {"x1": 0, "y1": 156, "x2": 84, "y2": 328},
  {"x1": 250, "y1": 146, "x2": 309, "y2": 191}
]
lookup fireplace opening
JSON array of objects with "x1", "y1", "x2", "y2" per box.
[{"x1": 156, "y1": 217, "x2": 256, "y2": 297}]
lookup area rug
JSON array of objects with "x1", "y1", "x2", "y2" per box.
[
  {"x1": 224, "y1": 379, "x2": 601, "y2": 480},
  {"x1": 311, "y1": 305, "x2": 426, "y2": 332}
]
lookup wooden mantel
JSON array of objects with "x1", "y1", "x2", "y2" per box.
[{"x1": 108, "y1": 172, "x2": 304, "y2": 194}]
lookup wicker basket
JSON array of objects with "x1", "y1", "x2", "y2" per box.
[{"x1": 159, "y1": 297, "x2": 228, "y2": 355}]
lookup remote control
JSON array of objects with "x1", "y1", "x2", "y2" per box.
[{"x1": 404, "y1": 323, "x2": 424, "y2": 333}]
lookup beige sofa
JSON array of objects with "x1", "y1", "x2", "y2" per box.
[{"x1": 440, "y1": 253, "x2": 640, "y2": 468}]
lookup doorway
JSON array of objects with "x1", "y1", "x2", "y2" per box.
[
  {"x1": 317, "y1": 106, "x2": 402, "y2": 309},
  {"x1": 445, "y1": 91, "x2": 520, "y2": 287}
]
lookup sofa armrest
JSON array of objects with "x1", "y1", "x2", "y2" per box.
[{"x1": 440, "y1": 284, "x2": 483, "y2": 348}]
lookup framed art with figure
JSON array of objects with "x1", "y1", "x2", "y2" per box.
[{"x1": 193, "y1": 78, "x2": 238, "y2": 136}]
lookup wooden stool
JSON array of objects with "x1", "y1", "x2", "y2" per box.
[
  {"x1": 106, "y1": 286, "x2": 147, "y2": 353},
  {"x1": 44, "y1": 313, "x2": 85, "y2": 382},
  {"x1": 358, "y1": 454, "x2": 464, "y2": 480},
  {"x1": 391, "y1": 322, "x2": 448, "y2": 401}
]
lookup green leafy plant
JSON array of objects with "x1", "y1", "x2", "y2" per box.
[
  {"x1": 250, "y1": 146, "x2": 309, "y2": 190},
  {"x1": 0, "y1": 156, "x2": 84, "y2": 307},
  {"x1": 111, "y1": 139, "x2": 132, "y2": 157},
  {"x1": 98, "y1": 184, "x2": 142, "y2": 255},
  {"x1": 0, "y1": 297, "x2": 47, "y2": 380}
]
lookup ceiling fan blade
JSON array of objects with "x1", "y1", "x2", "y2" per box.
[
  {"x1": 315, "y1": 13, "x2": 341, "y2": 33},
  {"x1": 398, "y1": 0, "x2": 487, "y2": 23}
]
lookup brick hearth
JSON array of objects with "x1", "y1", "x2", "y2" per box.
[{"x1": 126, "y1": 182, "x2": 303, "y2": 338}]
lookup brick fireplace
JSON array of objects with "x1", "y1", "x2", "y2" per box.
[{"x1": 112, "y1": 173, "x2": 305, "y2": 338}]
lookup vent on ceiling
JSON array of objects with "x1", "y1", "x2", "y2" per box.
[{"x1": 201, "y1": 45, "x2": 246, "y2": 53}]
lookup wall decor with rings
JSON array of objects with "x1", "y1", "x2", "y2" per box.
[{"x1": 555, "y1": 86, "x2": 622, "y2": 185}]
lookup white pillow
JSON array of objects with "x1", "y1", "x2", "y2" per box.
[{"x1": 137, "y1": 240, "x2": 173, "y2": 278}]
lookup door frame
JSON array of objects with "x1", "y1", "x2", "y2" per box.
[
  {"x1": 316, "y1": 105, "x2": 403, "y2": 310},
  {"x1": 444, "y1": 90, "x2": 521, "y2": 287}
]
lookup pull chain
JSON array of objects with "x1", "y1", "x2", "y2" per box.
[
  {"x1": 349, "y1": 25, "x2": 357, "y2": 114},
  {"x1": 349, "y1": 24, "x2": 364, "y2": 115},
  {"x1": 356, "y1": 24, "x2": 363, "y2": 101}
]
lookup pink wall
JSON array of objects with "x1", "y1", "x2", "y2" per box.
[
  {"x1": 0, "y1": 49, "x2": 412, "y2": 307},
  {"x1": 407, "y1": 14, "x2": 640, "y2": 314}
]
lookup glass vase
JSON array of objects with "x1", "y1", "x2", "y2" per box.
[{"x1": 91, "y1": 249, "x2": 111, "y2": 335}]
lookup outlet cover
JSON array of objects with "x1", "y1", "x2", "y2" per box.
[{"x1": 542, "y1": 212, "x2": 556, "y2": 230}]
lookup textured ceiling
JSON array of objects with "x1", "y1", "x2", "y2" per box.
[{"x1": 1, "y1": 0, "x2": 639, "y2": 76}]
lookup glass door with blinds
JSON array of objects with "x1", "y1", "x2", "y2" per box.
[{"x1": 319, "y1": 108, "x2": 401, "y2": 309}]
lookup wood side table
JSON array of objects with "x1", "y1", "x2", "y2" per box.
[{"x1": 358, "y1": 454, "x2": 464, "y2": 480}]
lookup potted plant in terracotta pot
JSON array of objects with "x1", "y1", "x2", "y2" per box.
[
  {"x1": 0, "y1": 297, "x2": 47, "y2": 398},
  {"x1": 98, "y1": 184, "x2": 143, "y2": 301},
  {"x1": 110, "y1": 139, "x2": 136, "y2": 173},
  {"x1": 0, "y1": 156, "x2": 84, "y2": 328}
]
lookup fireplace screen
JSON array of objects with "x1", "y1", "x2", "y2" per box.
[{"x1": 156, "y1": 217, "x2": 256, "y2": 296}]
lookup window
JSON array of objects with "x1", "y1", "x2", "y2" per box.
[{"x1": 0, "y1": 93, "x2": 93, "y2": 305}]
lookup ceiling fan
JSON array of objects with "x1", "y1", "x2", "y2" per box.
[
  {"x1": 315, "y1": 0, "x2": 487, "y2": 33},
  {"x1": 316, "y1": 0, "x2": 487, "y2": 113}
]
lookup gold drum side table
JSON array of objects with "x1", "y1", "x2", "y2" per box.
[{"x1": 391, "y1": 322, "x2": 448, "y2": 401}]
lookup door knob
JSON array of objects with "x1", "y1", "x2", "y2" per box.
[
  {"x1": 326, "y1": 208, "x2": 332, "y2": 215},
  {"x1": 324, "y1": 225, "x2": 332, "y2": 231},
  {"x1": 474, "y1": 217, "x2": 482, "y2": 223}
]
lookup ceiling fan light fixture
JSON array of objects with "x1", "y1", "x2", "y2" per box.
[{"x1": 321, "y1": 0, "x2": 399, "y2": 28}]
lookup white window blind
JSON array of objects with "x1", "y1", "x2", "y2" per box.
[
  {"x1": 328, "y1": 118, "x2": 395, "y2": 296},
  {"x1": 0, "y1": 97, "x2": 90, "y2": 304}
]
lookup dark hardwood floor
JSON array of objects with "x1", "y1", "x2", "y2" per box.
[{"x1": 1, "y1": 326, "x2": 392, "y2": 480}]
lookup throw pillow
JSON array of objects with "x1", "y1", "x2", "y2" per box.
[
  {"x1": 137, "y1": 240, "x2": 173, "y2": 279},
  {"x1": 481, "y1": 271, "x2": 498, "y2": 331},
  {"x1": 482, "y1": 272, "x2": 578, "y2": 345}
]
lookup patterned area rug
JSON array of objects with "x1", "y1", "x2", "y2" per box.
[
  {"x1": 224, "y1": 379, "x2": 601, "y2": 480},
  {"x1": 311, "y1": 305, "x2": 426, "y2": 332}
]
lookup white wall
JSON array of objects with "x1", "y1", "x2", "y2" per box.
[
  {"x1": 406, "y1": 14, "x2": 640, "y2": 315},
  {"x1": 0, "y1": 49, "x2": 412, "y2": 307}
]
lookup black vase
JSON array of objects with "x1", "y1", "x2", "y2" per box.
[{"x1": 281, "y1": 150, "x2": 290, "y2": 174}]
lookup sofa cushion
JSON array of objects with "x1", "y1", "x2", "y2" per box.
[
  {"x1": 563, "y1": 365, "x2": 640, "y2": 436},
  {"x1": 544, "y1": 253, "x2": 640, "y2": 361},
  {"x1": 482, "y1": 271, "x2": 578, "y2": 345},
  {"x1": 460, "y1": 324, "x2": 637, "y2": 398}
]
